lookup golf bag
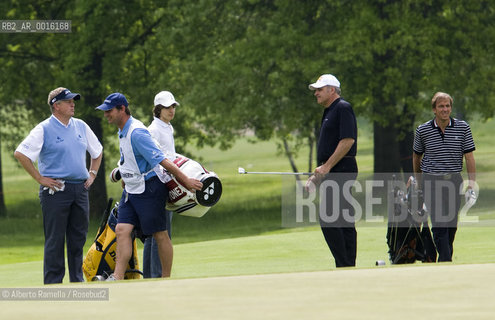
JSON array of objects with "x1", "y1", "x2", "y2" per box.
[
  {"x1": 164, "y1": 154, "x2": 222, "y2": 217},
  {"x1": 83, "y1": 199, "x2": 143, "y2": 281},
  {"x1": 109, "y1": 154, "x2": 222, "y2": 218},
  {"x1": 387, "y1": 176, "x2": 437, "y2": 264}
]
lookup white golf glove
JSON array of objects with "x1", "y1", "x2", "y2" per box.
[
  {"x1": 43, "y1": 179, "x2": 66, "y2": 195},
  {"x1": 465, "y1": 189, "x2": 477, "y2": 207}
]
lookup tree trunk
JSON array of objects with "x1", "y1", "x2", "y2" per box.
[
  {"x1": 307, "y1": 137, "x2": 314, "y2": 174},
  {"x1": 0, "y1": 137, "x2": 6, "y2": 217},
  {"x1": 373, "y1": 121, "x2": 402, "y2": 173},
  {"x1": 398, "y1": 105, "x2": 415, "y2": 174},
  {"x1": 85, "y1": 113, "x2": 108, "y2": 220},
  {"x1": 398, "y1": 129, "x2": 414, "y2": 173},
  {"x1": 308, "y1": 121, "x2": 319, "y2": 173},
  {"x1": 374, "y1": 109, "x2": 415, "y2": 181},
  {"x1": 82, "y1": 51, "x2": 110, "y2": 219},
  {"x1": 283, "y1": 138, "x2": 300, "y2": 181}
]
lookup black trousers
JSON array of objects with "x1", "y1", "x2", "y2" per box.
[
  {"x1": 422, "y1": 173, "x2": 463, "y2": 262},
  {"x1": 320, "y1": 227, "x2": 357, "y2": 267},
  {"x1": 39, "y1": 183, "x2": 89, "y2": 284},
  {"x1": 319, "y1": 172, "x2": 357, "y2": 267}
]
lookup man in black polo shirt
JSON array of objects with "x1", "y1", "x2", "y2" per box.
[
  {"x1": 306, "y1": 74, "x2": 358, "y2": 268},
  {"x1": 413, "y1": 92, "x2": 476, "y2": 262}
]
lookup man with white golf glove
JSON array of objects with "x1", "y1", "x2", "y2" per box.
[{"x1": 413, "y1": 92, "x2": 477, "y2": 262}]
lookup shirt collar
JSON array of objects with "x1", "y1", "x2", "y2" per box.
[
  {"x1": 51, "y1": 115, "x2": 73, "y2": 128},
  {"x1": 432, "y1": 117, "x2": 455, "y2": 128},
  {"x1": 119, "y1": 116, "x2": 134, "y2": 138},
  {"x1": 327, "y1": 97, "x2": 341, "y2": 110}
]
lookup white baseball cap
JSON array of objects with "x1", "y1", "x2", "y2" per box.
[
  {"x1": 154, "y1": 91, "x2": 180, "y2": 107},
  {"x1": 308, "y1": 74, "x2": 340, "y2": 90}
]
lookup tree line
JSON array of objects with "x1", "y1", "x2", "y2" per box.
[{"x1": 1, "y1": 0, "x2": 494, "y2": 217}]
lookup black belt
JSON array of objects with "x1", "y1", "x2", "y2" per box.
[{"x1": 63, "y1": 179, "x2": 85, "y2": 184}]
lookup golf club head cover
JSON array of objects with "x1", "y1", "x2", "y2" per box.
[{"x1": 109, "y1": 167, "x2": 121, "y2": 182}]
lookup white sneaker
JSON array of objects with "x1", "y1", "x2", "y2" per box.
[{"x1": 106, "y1": 274, "x2": 117, "y2": 281}]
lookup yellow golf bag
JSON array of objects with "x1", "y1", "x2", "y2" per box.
[{"x1": 83, "y1": 199, "x2": 142, "y2": 281}]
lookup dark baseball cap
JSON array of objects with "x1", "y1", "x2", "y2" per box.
[
  {"x1": 49, "y1": 89, "x2": 81, "y2": 105},
  {"x1": 96, "y1": 93, "x2": 129, "y2": 111}
]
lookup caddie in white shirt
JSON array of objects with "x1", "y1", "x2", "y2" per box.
[
  {"x1": 149, "y1": 91, "x2": 178, "y2": 159},
  {"x1": 143, "y1": 90, "x2": 180, "y2": 278}
]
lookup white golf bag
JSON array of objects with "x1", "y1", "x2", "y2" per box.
[
  {"x1": 109, "y1": 155, "x2": 222, "y2": 218},
  {"x1": 163, "y1": 155, "x2": 222, "y2": 217}
]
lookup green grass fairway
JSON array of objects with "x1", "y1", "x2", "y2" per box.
[
  {"x1": 1, "y1": 225, "x2": 494, "y2": 283},
  {"x1": 2, "y1": 263, "x2": 494, "y2": 319},
  {"x1": 2, "y1": 118, "x2": 495, "y2": 318}
]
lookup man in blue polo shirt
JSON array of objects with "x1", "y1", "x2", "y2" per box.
[
  {"x1": 413, "y1": 92, "x2": 476, "y2": 262},
  {"x1": 306, "y1": 74, "x2": 358, "y2": 268},
  {"x1": 96, "y1": 93, "x2": 202, "y2": 280},
  {"x1": 15, "y1": 87, "x2": 103, "y2": 284}
]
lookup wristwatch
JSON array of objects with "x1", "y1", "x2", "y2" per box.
[{"x1": 89, "y1": 169, "x2": 98, "y2": 177}]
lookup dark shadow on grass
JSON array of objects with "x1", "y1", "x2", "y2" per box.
[{"x1": 5, "y1": 198, "x2": 41, "y2": 219}]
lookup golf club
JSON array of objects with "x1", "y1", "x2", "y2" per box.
[{"x1": 238, "y1": 167, "x2": 312, "y2": 176}]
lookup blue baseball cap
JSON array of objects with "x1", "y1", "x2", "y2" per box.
[
  {"x1": 49, "y1": 89, "x2": 81, "y2": 105},
  {"x1": 96, "y1": 93, "x2": 129, "y2": 111}
]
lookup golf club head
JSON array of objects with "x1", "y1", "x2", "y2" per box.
[
  {"x1": 91, "y1": 275, "x2": 107, "y2": 281},
  {"x1": 238, "y1": 167, "x2": 246, "y2": 174}
]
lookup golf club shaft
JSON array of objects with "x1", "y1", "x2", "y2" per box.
[{"x1": 242, "y1": 171, "x2": 312, "y2": 176}]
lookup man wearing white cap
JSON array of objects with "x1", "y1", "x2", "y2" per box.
[
  {"x1": 143, "y1": 91, "x2": 180, "y2": 278},
  {"x1": 306, "y1": 74, "x2": 358, "y2": 268}
]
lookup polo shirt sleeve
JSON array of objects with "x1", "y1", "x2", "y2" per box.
[
  {"x1": 15, "y1": 124, "x2": 44, "y2": 162},
  {"x1": 413, "y1": 127, "x2": 424, "y2": 155},
  {"x1": 83, "y1": 122, "x2": 103, "y2": 159},
  {"x1": 131, "y1": 128, "x2": 166, "y2": 168},
  {"x1": 338, "y1": 105, "x2": 357, "y2": 140},
  {"x1": 148, "y1": 124, "x2": 164, "y2": 151},
  {"x1": 462, "y1": 124, "x2": 476, "y2": 153}
]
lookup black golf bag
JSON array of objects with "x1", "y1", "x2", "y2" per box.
[
  {"x1": 83, "y1": 199, "x2": 143, "y2": 281},
  {"x1": 387, "y1": 177, "x2": 437, "y2": 264}
]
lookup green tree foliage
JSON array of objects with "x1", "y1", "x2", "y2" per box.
[
  {"x1": 158, "y1": 0, "x2": 495, "y2": 173},
  {"x1": 325, "y1": 0, "x2": 495, "y2": 172},
  {"x1": 204, "y1": 0, "x2": 495, "y2": 173},
  {"x1": 164, "y1": 0, "x2": 329, "y2": 171},
  {"x1": 0, "y1": 0, "x2": 494, "y2": 217},
  {"x1": 0, "y1": 0, "x2": 171, "y2": 217}
]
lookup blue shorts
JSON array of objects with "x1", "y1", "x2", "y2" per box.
[{"x1": 118, "y1": 176, "x2": 169, "y2": 235}]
